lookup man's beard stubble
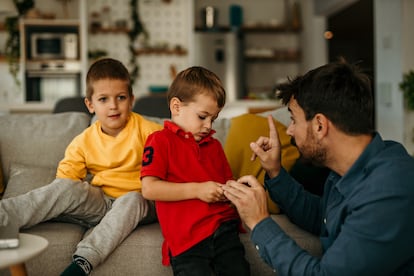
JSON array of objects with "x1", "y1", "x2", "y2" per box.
[{"x1": 291, "y1": 128, "x2": 326, "y2": 168}]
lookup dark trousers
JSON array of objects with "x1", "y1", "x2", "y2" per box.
[{"x1": 170, "y1": 220, "x2": 250, "y2": 276}]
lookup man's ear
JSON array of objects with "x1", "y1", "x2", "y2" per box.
[
  {"x1": 84, "y1": 98, "x2": 95, "y2": 114},
  {"x1": 314, "y1": 113, "x2": 328, "y2": 136},
  {"x1": 169, "y1": 97, "x2": 181, "y2": 115}
]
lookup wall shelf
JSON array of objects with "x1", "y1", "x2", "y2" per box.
[
  {"x1": 89, "y1": 26, "x2": 130, "y2": 34},
  {"x1": 245, "y1": 50, "x2": 301, "y2": 62},
  {"x1": 242, "y1": 25, "x2": 300, "y2": 33},
  {"x1": 194, "y1": 25, "x2": 301, "y2": 33},
  {"x1": 245, "y1": 55, "x2": 300, "y2": 62},
  {"x1": 135, "y1": 48, "x2": 188, "y2": 56}
]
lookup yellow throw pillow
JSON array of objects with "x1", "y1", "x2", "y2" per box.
[
  {"x1": 0, "y1": 159, "x2": 4, "y2": 197},
  {"x1": 224, "y1": 113, "x2": 299, "y2": 214}
]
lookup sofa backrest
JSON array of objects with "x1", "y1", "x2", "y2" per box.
[{"x1": 0, "y1": 112, "x2": 91, "y2": 193}]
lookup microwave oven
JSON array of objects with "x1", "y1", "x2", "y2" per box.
[{"x1": 31, "y1": 33, "x2": 78, "y2": 60}]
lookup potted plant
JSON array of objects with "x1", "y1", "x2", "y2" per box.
[
  {"x1": 400, "y1": 70, "x2": 414, "y2": 149},
  {"x1": 400, "y1": 70, "x2": 414, "y2": 110},
  {"x1": 4, "y1": 0, "x2": 34, "y2": 86}
]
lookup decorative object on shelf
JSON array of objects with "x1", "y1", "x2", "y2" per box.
[
  {"x1": 229, "y1": 4, "x2": 243, "y2": 30},
  {"x1": 4, "y1": 0, "x2": 34, "y2": 87},
  {"x1": 400, "y1": 70, "x2": 414, "y2": 110},
  {"x1": 55, "y1": 0, "x2": 72, "y2": 19},
  {"x1": 128, "y1": 0, "x2": 147, "y2": 85},
  {"x1": 101, "y1": 5, "x2": 112, "y2": 29},
  {"x1": 290, "y1": 0, "x2": 301, "y2": 30},
  {"x1": 0, "y1": 0, "x2": 18, "y2": 16},
  {"x1": 202, "y1": 6, "x2": 217, "y2": 30},
  {"x1": 88, "y1": 49, "x2": 108, "y2": 60},
  {"x1": 90, "y1": 11, "x2": 101, "y2": 32}
]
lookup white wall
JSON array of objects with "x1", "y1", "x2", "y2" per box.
[
  {"x1": 374, "y1": 0, "x2": 414, "y2": 154},
  {"x1": 299, "y1": 0, "x2": 327, "y2": 72},
  {"x1": 374, "y1": 0, "x2": 405, "y2": 146}
]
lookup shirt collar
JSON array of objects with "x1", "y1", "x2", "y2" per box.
[
  {"x1": 332, "y1": 132, "x2": 385, "y2": 195},
  {"x1": 163, "y1": 120, "x2": 216, "y2": 144}
]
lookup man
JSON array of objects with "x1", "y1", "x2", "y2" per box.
[{"x1": 223, "y1": 60, "x2": 414, "y2": 275}]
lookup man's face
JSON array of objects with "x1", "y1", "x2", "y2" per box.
[{"x1": 286, "y1": 98, "x2": 326, "y2": 166}]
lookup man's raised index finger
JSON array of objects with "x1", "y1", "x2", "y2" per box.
[{"x1": 267, "y1": 115, "x2": 279, "y2": 141}]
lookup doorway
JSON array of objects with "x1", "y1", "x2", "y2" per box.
[{"x1": 327, "y1": 0, "x2": 375, "y2": 124}]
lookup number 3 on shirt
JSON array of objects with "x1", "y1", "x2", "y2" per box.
[{"x1": 142, "y1": 146, "x2": 154, "y2": 166}]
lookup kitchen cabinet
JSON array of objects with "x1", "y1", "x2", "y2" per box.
[
  {"x1": 194, "y1": 24, "x2": 301, "y2": 99},
  {"x1": 243, "y1": 26, "x2": 301, "y2": 62},
  {"x1": 194, "y1": 0, "x2": 302, "y2": 100},
  {"x1": 20, "y1": 19, "x2": 82, "y2": 104},
  {"x1": 0, "y1": 0, "x2": 86, "y2": 113},
  {"x1": 243, "y1": 25, "x2": 301, "y2": 98}
]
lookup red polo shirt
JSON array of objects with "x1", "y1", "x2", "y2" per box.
[{"x1": 141, "y1": 121, "x2": 240, "y2": 265}]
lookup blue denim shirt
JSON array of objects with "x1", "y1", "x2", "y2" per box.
[{"x1": 251, "y1": 133, "x2": 414, "y2": 275}]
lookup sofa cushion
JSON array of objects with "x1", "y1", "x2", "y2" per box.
[
  {"x1": 92, "y1": 223, "x2": 172, "y2": 275},
  {"x1": 0, "y1": 157, "x2": 3, "y2": 196},
  {"x1": 0, "y1": 113, "x2": 90, "y2": 187},
  {"x1": 22, "y1": 222, "x2": 86, "y2": 275},
  {"x1": 3, "y1": 163, "x2": 56, "y2": 199}
]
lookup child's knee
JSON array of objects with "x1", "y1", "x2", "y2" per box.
[
  {"x1": 118, "y1": 191, "x2": 143, "y2": 205},
  {"x1": 52, "y1": 179, "x2": 90, "y2": 201},
  {"x1": 115, "y1": 192, "x2": 148, "y2": 213}
]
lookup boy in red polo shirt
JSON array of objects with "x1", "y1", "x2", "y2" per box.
[{"x1": 141, "y1": 66, "x2": 250, "y2": 276}]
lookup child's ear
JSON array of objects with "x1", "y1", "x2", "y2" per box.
[
  {"x1": 129, "y1": 95, "x2": 135, "y2": 110},
  {"x1": 170, "y1": 97, "x2": 181, "y2": 115},
  {"x1": 84, "y1": 98, "x2": 95, "y2": 114}
]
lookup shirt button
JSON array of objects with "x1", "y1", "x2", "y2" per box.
[
  {"x1": 255, "y1": 245, "x2": 260, "y2": 251},
  {"x1": 324, "y1": 218, "x2": 327, "y2": 224},
  {"x1": 185, "y1": 134, "x2": 189, "y2": 139}
]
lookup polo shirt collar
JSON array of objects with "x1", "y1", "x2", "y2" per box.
[{"x1": 163, "y1": 120, "x2": 216, "y2": 144}]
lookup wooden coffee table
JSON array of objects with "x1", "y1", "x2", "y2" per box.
[{"x1": 0, "y1": 233, "x2": 48, "y2": 276}]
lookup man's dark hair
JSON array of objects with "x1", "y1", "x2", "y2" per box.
[{"x1": 276, "y1": 59, "x2": 374, "y2": 135}]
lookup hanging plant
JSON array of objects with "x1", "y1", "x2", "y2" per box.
[
  {"x1": 4, "y1": 0, "x2": 34, "y2": 86},
  {"x1": 128, "y1": 0, "x2": 148, "y2": 85},
  {"x1": 400, "y1": 70, "x2": 414, "y2": 110}
]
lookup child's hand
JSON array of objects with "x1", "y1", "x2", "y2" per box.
[{"x1": 197, "y1": 181, "x2": 227, "y2": 203}]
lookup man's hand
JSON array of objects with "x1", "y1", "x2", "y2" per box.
[
  {"x1": 250, "y1": 115, "x2": 282, "y2": 179},
  {"x1": 223, "y1": 175, "x2": 270, "y2": 230}
]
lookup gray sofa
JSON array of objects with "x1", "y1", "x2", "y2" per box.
[{"x1": 0, "y1": 111, "x2": 321, "y2": 276}]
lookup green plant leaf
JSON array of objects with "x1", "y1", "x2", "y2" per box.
[{"x1": 400, "y1": 70, "x2": 414, "y2": 110}]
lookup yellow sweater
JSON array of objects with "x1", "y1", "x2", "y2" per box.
[
  {"x1": 224, "y1": 113, "x2": 300, "y2": 214},
  {"x1": 56, "y1": 112, "x2": 162, "y2": 198}
]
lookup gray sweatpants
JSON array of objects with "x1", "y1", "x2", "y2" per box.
[{"x1": 0, "y1": 178, "x2": 156, "y2": 268}]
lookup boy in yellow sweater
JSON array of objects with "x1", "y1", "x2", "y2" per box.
[{"x1": 0, "y1": 58, "x2": 162, "y2": 275}]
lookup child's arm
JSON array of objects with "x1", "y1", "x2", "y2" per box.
[
  {"x1": 56, "y1": 135, "x2": 87, "y2": 181},
  {"x1": 142, "y1": 176, "x2": 227, "y2": 203}
]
